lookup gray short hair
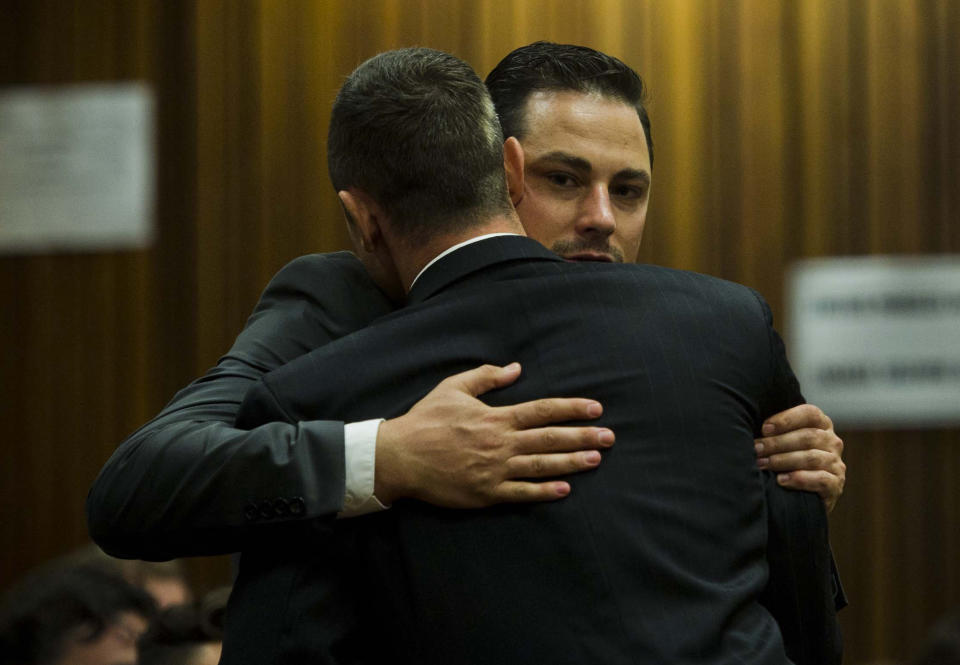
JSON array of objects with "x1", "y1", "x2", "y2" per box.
[{"x1": 327, "y1": 48, "x2": 512, "y2": 244}]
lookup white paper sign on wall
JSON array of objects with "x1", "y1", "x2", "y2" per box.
[
  {"x1": 788, "y1": 256, "x2": 960, "y2": 428},
  {"x1": 0, "y1": 82, "x2": 155, "y2": 253}
]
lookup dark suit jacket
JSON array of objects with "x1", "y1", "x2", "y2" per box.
[
  {"x1": 86, "y1": 252, "x2": 394, "y2": 560},
  {"x1": 236, "y1": 236, "x2": 842, "y2": 664}
]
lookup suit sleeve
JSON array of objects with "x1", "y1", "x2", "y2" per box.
[
  {"x1": 761, "y1": 474, "x2": 843, "y2": 665},
  {"x1": 751, "y1": 289, "x2": 848, "y2": 608},
  {"x1": 749, "y1": 289, "x2": 843, "y2": 664},
  {"x1": 86, "y1": 253, "x2": 394, "y2": 560},
  {"x1": 751, "y1": 289, "x2": 805, "y2": 418}
]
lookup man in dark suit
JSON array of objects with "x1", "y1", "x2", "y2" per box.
[
  {"x1": 87, "y1": 43, "x2": 844, "y2": 563},
  {"x1": 236, "y1": 47, "x2": 840, "y2": 664},
  {"x1": 88, "y1": 41, "x2": 843, "y2": 664}
]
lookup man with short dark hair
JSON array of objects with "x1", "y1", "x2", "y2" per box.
[
  {"x1": 485, "y1": 42, "x2": 843, "y2": 506},
  {"x1": 235, "y1": 46, "x2": 840, "y2": 665},
  {"x1": 485, "y1": 41, "x2": 653, "y2": 266}
]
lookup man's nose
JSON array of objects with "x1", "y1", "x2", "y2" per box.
[{"x1": 576, "y1": 184, "x2": 616, "y2": 236}]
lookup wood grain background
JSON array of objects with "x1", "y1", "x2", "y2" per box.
[{"x1": 2, "y1": 1, "x2": 958, "y2": 662}]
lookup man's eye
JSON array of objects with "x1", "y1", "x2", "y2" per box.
[
  {"x1": 546, "y1": 173, "x2": 577, "y2": 187},
  {"x1": 612, "y1": 184, "x2": 646, "y2": 200}
]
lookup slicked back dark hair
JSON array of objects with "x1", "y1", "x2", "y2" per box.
[
  {"x1": 485, "y1": 41, "x2": 654, "y2": 167},
  {"x1": 328, "y1": 47, "x2": 513, "y2": 245}
]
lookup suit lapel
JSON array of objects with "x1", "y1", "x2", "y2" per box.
[{"x1": 406, "y1": 235, "x2": 563, "y2": 305}]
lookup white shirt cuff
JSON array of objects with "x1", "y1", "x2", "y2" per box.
[{"x1": 339, "y1": 419, "x2": 389, "y2": 518}]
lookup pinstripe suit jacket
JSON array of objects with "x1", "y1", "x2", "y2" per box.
[{"x1": 234, "y1": 235, "x2": 841, "y2": 664}]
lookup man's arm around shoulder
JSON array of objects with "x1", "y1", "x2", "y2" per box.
[{"x1": 87, "y1": 253, "x2": 393, "y2": 560}]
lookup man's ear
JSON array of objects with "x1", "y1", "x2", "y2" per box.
[
  {"x1": 503, "y1": 137, "x2": 525, "y2": 207},
  {"x1": 338, "y1": 188, "x2": 383, "y2": 253}
]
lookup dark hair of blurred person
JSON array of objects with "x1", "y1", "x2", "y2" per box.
[
  {"x1": 0, "y1": 564, "x2": 155, "y2": 665},
  {"x1": 60, "y1": 543, "x2": 193, "y2": 609}
]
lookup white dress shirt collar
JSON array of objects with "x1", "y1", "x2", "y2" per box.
[{"x1": 409, "y1": 233, "x2": 523, "y2": 290}]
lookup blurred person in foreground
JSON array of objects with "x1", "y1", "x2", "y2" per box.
[
  {"x1": 0, "y1": 564, "x2": 154, "y2": 665},
  {"x1": 232, "y1": 46, "x2": 841, "y2": 665}
]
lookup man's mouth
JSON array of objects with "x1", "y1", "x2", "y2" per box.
[
  {"x1": 552, "y1": 240, "x2": 624, "y2": 263},
  {"x1": 565, "y1": 252, "x2": 614, "y2": 263}
]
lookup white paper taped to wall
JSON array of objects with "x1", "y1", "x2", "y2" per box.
[
  {"x1": 788, "y1": 256, "x2": 960, "y2": 428},
  {"x1": 0, "y1": 82, "x2": 155, "y2": 252}
]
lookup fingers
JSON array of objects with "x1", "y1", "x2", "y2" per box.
[
  {"x1": 757, "y1": 437, "x2": 846, "y2": 514},
  {"x1": 505, "y1": 450, "x2": 603, "y2": 478},
  {"x1": 757, "y1": 447, "x2": 845, "y2": 478},
  {"x1": 761, "y1": 403, "x2": 834, "y2": 436},
  {"x1": 492, "y1": 480, "x2": 572, "y2": 504},
  {"x1": 504, "y1": 397, "x2": 604, "y2": 430},
  {"x1": 432, "y1": 364, "x2": 606, "y2": 430},
  {"x1": 774, "y1": 469, "x2": 844, "y2": 513},
  {"x1": 512, "y1": 426, "x2": 614, "y2": 455},
  {"x1": 755, "y1": 427, "x2": 843, "y2": 459},
  {"x1": 441, "y1": 362, "x2": 523, "y2": 397}
]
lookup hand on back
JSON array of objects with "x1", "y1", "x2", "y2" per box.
[
  {"x1": 755, "y1": 403, "x2": 846, "y2": 513},
  {"x1": 374, "y1": 363, "x2": 613, "y2": 507}
]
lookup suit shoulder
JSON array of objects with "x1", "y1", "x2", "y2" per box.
[
  {"x1": 624, "y1": 263, "x2": 766, "y2": 301},
  {"x1": 267, "y1": 252, "x2": 366, "y2": 290},
  {"x1": 258, "y1": 252, "x2": 388, "y2": 308},
  {"x1": 241, "y1": 252, "x2": 394, "y2": 351}
]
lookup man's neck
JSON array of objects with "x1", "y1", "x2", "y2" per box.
[{"x1": 398, "y1": 215, "x2": 525, "y2": 293}]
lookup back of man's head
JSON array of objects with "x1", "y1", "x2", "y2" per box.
[
  {"x1": 485, "y1": 41, "x2": 654, "y2": 166},
  {"x1": 0, "y1": 564, "x2": 155, "y2": 665},
  {"x1": 327, "y1": 47, "x2": 512, "y2": 245}
]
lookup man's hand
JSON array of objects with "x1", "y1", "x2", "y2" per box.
[
  {"x1": 374, "y1": 362, "x2": 613, "y2": 508},
  {"x1": 755, "y1": 403, "x2": 846, "y2": 513}
]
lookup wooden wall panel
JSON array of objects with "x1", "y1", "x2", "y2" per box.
[
  {"x1": 0, "y1": 0, "x2": 228, "y2": 594},
  {"x1": 2, "y1": 1, "x2": 958, "y2": 662}
]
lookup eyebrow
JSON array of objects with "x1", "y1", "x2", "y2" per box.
[
  {"x1": 536, "y1": 151, "x2": 592, "y2": 172},
  {"x1": 535, "y1": 151, "x2": 651, "y2": 185}
]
